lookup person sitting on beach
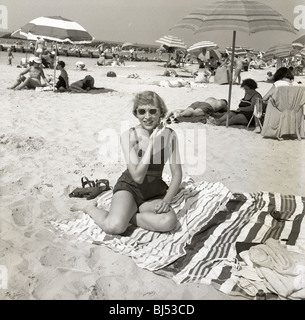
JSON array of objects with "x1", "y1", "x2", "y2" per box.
[
  {"x1": 71, "y1": 91, "x2": 182, "y2": 235},
  {"x1": 265, "y1": 71, "x2": 274, "y2": 83},
  {"x1": 55, "y1": 61, "x2": 69, "y2": 91},
  {"x1": 165, "y1": 57, "x2": 177, "y2": 68},
  {"x1": 165, "y1": 97, "x2": 228, "y2": 123},
  {"x1": 215, "y1": 78, "x2": 262, "y2": 132},
  {"x1": 262, "y1": 67, "x2": 295, "y2": 103},
  {"x1": 69, "y1": 75, "x2": 95, "y2": 93},
  {"x1": 194, "y1": 63, "x2": 212, "y2": 84},
  {"x1": 9, "y1": 57, "x2": 51, "y2": 90},
  {"x1": 96, "y1": 52, "x2": 106, "y2": 66},
  {"x1": 41, "y1": 51, "x2": 56, "y2": 69}
]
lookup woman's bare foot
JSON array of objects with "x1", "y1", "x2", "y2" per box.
[{"x1": 70, "y1": 199, "x2": 98, "y2": 214}]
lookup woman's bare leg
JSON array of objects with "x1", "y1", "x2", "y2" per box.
[
  {"x1": 71, "y1": 190, "x2": 137, "y2": 235},
  {"x1": 131, "y1": 199, "x2": 178, "y2": 232}
]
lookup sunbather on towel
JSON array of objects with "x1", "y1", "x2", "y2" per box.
[
  {"x1": 69, "y1": 75, "x2": 95, "y2": 93},
  {"x1": 71, "y1": 91, "x2": 182, "y2": 235},
  {"x1": 164, "y1": 97, "x2": 228, "y2": 123}
]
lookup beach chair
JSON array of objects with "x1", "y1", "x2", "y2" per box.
[
  {"x1": 246, "y1": 96, "x2": 263, "y2": 131},
  {"x1": 261, "y1": 85, "x2": 305, "y2": 140}
]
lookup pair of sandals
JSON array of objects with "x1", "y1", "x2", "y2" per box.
[{"x1": 69, "y1": 176, "x2": 111, "y2": 200}]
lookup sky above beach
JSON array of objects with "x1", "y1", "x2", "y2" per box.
[{"x1": 1, "y1": 0, "x2": 304, "y2": 51}]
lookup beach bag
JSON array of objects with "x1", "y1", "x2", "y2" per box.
[{"x1": 107, "y1": 71, "x2": 117, "y2": 77}]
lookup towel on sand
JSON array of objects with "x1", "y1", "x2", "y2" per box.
[
  {"x1": 248, "y1": 238, "x2": 305, "y2": 299},
  {"x1": 53, "y1": 179, "x2": 305, "y2": 299}
]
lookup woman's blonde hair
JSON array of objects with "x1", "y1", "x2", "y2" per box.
[{"x1": 132, "y1": 91, "x2": 168, "y2": 119}]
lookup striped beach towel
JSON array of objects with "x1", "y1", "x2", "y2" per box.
[{"x1": 54, "y1": 179, "x2": 305, "y2": 298}]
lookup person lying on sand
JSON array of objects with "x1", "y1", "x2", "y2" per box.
[
  {"x1": 71, "y1": 91, "x2": 182, "y2": 235},
  {"x1": 69, "y1": 75, "x2": 95, "y2": 93},
  {"x1": 9, "y1": 57, "x2": 51, "y2": 90},
  {"x1": 164, "y1": 97, "x2": 228, "y2": 124}
]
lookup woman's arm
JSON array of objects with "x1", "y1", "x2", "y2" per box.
[
  {"x1": 19, "y1": 67, "x2": 30, "y2": 76},
  {"x1": 262, "y1": 85, "x2": 275, "y2": 102},
  {"x1": 155, "y1": 133, "x2": 182, "y2": 213},
  {"x1": 121, "y1": 127, "x2": 154, "y2": 184},
  {"x1": 40, "y1": 68, "x2": 49, "y2": 84}
]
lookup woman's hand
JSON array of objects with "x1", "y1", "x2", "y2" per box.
[
  {"x1": 155, "y1": 200, "x2": 171, "y2": 214},
  {"x1": 150, "y1": 123, "x2": 167, "y2": 155}
]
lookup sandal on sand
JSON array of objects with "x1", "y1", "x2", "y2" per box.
[{"x1": 69, "y1": 176, "x2": 111, "y2": 200}]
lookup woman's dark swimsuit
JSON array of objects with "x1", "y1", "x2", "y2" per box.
[
  {"x1": 113, "y1": 127, "x2": 173, "y2": 207},
  {"x1": 235, "y1": 92, "x2": 262, "y2": 123}
]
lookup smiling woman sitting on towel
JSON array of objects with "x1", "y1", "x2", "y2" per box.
[
  {"x1": 165, "y1": 97, "x2": 228, "y2": 123},
  {"x1": 71, "y1": 91, "x2": 182, "y2": 235}
]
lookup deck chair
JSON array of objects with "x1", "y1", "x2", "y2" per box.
[
  {"x1": 246, "y1": 96, "x2": 263, "y2": 131},
  {"x1": 261, "y1": 85, "x2": 305, "y2": 140}
]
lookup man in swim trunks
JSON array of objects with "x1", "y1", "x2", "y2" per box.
[{"x1": 164, "y1": 97, "x2": 228, "y2": 123}]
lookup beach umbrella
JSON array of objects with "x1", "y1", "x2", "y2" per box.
[
  {"x1": 263, "y1": 43, "x2": 297, "y2": 61},
  {"x1": 292, "y1": 42, "x2": 304, "y2": 51},
  {"x1": 187, "y1": 40, "x2": 218, "y2": 53},
  {"x1": 156, "y1": 35, "x2": 187, "y2": 69},
  {"x1": 19, "y1": 16, "x2": 94, "y2": 91},
  {"x1": 171, "y1": 0, "x2": 297, "y2": 127},
  {"x1": 19, "y1": 16, "x2": 93, "y2": 44},
  {"x1": 155, "y1": 35, "x2": 187, "y2": 50},
  {"x1": 293, "y1": 35, "x2": 305, "y2": 45},
  {"x1": 122, "y1": 42, "x2": 137, "y2": 49},
  {"x1": 226, "y1": 46, "x2": 247, "y2": 57},
  {"x1": 188, "y1": 40, "x2": 220, "y2": 61}
]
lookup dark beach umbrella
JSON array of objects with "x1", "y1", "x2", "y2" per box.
[{"x1": 171, "y1": 0, "x2": 297, "y2": 127}]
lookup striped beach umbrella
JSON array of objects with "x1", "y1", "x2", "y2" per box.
[
  {"x1": 187, "y1": 40, "x2": 218, "y2": 52},
  {"x1": 226, "y1": 46, "x2": 247, "y2": 56},
  {"x1": 155, "y1": 35, "x2": 187, "y2": 50},
  {"x1": 263, "y1": 43, "x2": 296, "y2": 61},
  {"x1": 293, "y1": 35, "x2": 305, "y2": 46},
  {"x1": 292, "y1": 42, "x2": 304, "y2": 51},
  {"x1": 171, "y1": 0, "x2": 297, "y2": 127},
  {"x1": 19, "y1": 16, "x2": 94, "y2": 91},
  {"x1": 19, "y1": 16, "x2": 94, "y2": 44}
]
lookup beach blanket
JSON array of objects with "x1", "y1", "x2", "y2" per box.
[
  {"x1": 68, "y1": 87, "x2": 116, "y2": 94},
  {"x1": 53, "y1": 178, "x2": 305, "y2": 299},
  {"x1": 175, "y1": 115, "x2": 209, "y2": 124}
]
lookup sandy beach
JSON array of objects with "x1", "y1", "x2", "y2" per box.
[{"x1": 0, "y1": 51, "x2": 304, "y2": 300}]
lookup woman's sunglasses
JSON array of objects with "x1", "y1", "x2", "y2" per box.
[{"x1": 137, "y1": 108, "x2": 158, "y2": 115}]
